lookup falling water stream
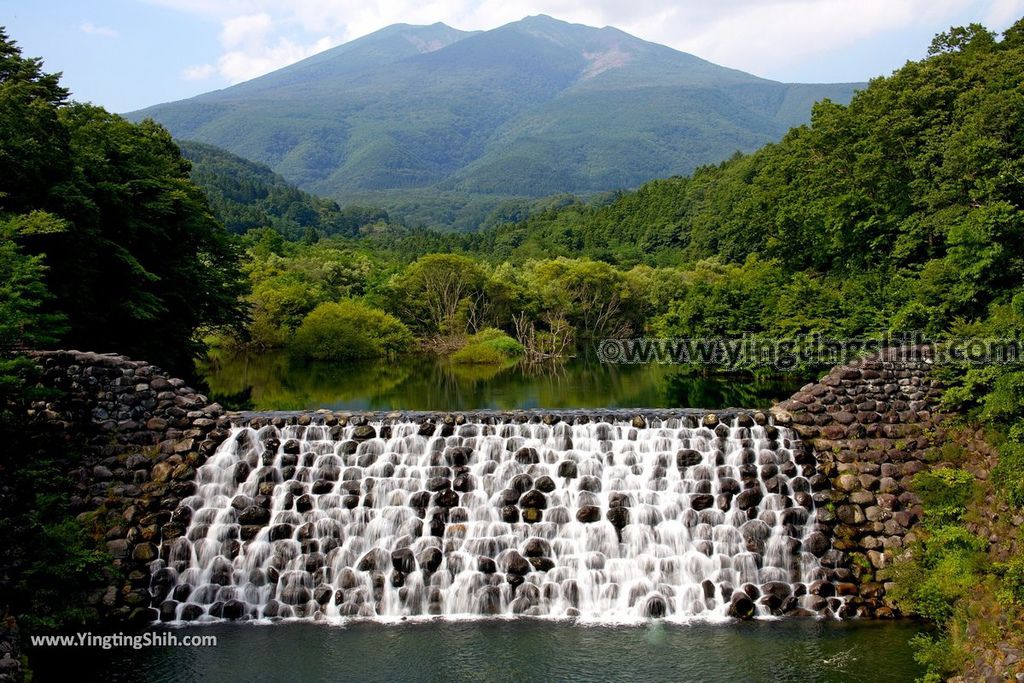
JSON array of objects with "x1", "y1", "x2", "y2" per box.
[{"x1": 151, "y1": 415, "x2": 845, "y2": 623}]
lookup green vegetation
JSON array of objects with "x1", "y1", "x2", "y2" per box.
[
  {"x1": 1, "y1": 28, "x2": 245, "y2": 374},
  {"x1": 450, "y1": 328, "x2": 523, "y2": 365},
  {"x1": 129, "y1": 16, "x2": 859, "y2": 226},
  {"x1": 0, "y1": 27, "x2": 243, "y2": 646},
  {"x1": 181, "y1": 140, "x2": 389, "y2": 239},
  {"x1": 0, "y1": 135, "x2": 108, "y2": 636},
  {"x1": 889, "y1": 468, "x2": 985, "y2": 619},
  {"x1": 911, "y1": 468, "x2": 978, "y2": 526},
  {"x1": 292, "y1": 300, "x2": 411, "y2": 361},
  {"x1": 885, "y1": 462, "x2": 992, "y2": 680},
  {"x1": 197, "y1": 19, "x2": 1024, "y2": 386}
]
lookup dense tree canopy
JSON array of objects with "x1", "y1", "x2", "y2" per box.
[{"x1": 0, "y1": 29, "x2": 245, "y2": 372}]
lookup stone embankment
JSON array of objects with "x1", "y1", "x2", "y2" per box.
[{"x1": 772, "y1": 346, "x2": 944, "y2": 616}]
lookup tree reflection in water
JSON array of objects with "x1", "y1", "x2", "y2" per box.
[{"x1": 197, "y1": 350, "x2": 809, "y2": 412}]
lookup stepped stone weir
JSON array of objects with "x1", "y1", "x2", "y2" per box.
[{"x1": 150, "y1": 412, "x2": 848, "y2": 622}]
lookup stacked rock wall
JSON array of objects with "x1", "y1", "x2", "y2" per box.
[
  {"x1": 23, "y1": 351, "x2": 230, "y2": 624},
  {"x1": 771, "y1": 346, "x2": 945, "y2": 616}
]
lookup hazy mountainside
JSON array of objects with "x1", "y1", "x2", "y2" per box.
[
  {"x1": 129, "y1": 15, "x2": 861, "y2": 227},
  {"x1": 180, "y1": 141, "x2": 387, "y2": 239}
]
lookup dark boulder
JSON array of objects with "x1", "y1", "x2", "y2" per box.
[
  {"x1": 511, "y1": 474, "x2": 534, "y2": 494},
  {"x1": 608, "y1": 492, "x2": 631, "y2": 509},
  {"x1": 557, "y1": 461, "x2": 578, "y2": 478},
  {"x1": 676, "y1": 449, "x2": 702, "y2": 468},
  {"x1": 809, "y1": 580, "x2": 835, "y2": 598},
  {"x1": 727, "y1": 592, "x2": 755, "y2": 619},
  {"x1": 529, "y1": 557, "x2": 556, "y2": 572},
  {"x1": 644, "y1": 595, "x2": 667, "y2": 618},
  {"x1": 501, "y1": 551, "x2": 532, "y2": 576},
  {"x1": 522, "y1": 507, "x2": 543, "y2": 524},
  {"x1": 735, "y1": 488, "x2": 764, "y2": 510},
  {"x1": 222, "y1": 599, "x2": 246, "y2": 620},
  {"x1": 606, "y1": 507, "x2": 630, "y2": 529},
  {"x1": 418, "y1": 547, "x2": 443, "y2": 573},
  {"x1": 238, "y1": 506, "x2": 270, "y2": 526},
  {"x1": 352, "y1": 425, "x2": 376, "y2": 441},
  {"x1": 689, "y1": 494, "x2": 714, "y2": 511},
  {"x1": 313, "y1": 585, "x2": 333, "y2": 605},
  {"x1": 159, "y1": 600, "x2": 178, "y2": 622},
  {"x1": 519, "y1": 490, "x2": 547, "y2": 509},
  {"x1": 280, "y1": 585, "x2": 311, "y2": 605},
  {"x1": 534, "y1": 476, "x2": 556, "y2": 493},
  {"x1": 804, "y1": 532, "x2": 830, "y2": 557},
  {"x1": 523, "y1": 538, "x2": 551, "y2": 558},
  {"x1": 426, "y1": 477, "x2": 451, "y2": 492},
  {"x1": 514, "y1": 447, "x2": 540, "y2": 464},
  {"x1": 391, "y1": 547, "x2": 416, "y2": 574},
  {"x1": 357, "y1": 548, "x2": 389, "y2": 572},
  {"x1": 453, "y1": 474, "x2": 475, "y2": 492},
  {"x1": 446, "y1": 446, "x2": 473, "y2": 466},
  {"x1": 432, "y1": 489, "x2": 460, "y2": 508},
  {"x1": 180, "y1": 604, "x2": 204, "y2": 621}
]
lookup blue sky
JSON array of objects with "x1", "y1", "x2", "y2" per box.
[{"x1": 5, "y1": 0, "x2": 1023, "y2": 113}]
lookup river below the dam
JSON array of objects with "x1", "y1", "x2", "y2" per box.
[
  {"x1": 38, "y1": 619, "x2": 925, "y2": 682},
  {"x1": 197, "y1": 351, "x2": 808, "y2": 412}
]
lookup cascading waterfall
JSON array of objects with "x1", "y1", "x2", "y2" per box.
[{"x1": 150, "y1": 414, "x2": 846, "y2": 623}]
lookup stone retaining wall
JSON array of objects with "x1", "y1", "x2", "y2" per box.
[
  {"x1": 24, "y1": 351, "x2": 231, "y2": 624},
  {"x1": 771, "y1": 346, "x2": 945, "y2": 616}
]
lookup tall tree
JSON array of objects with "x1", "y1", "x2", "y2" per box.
[{"x1": 0, "y1": 29, "x2": 246, "y2": 372}]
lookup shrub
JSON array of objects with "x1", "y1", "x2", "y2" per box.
[
  {"x1": 910, "y1": 633, "x2": 957, "y2": 682},
  {"x1": 450, "y1": 328, "x2": 524, "y2": 365},
  {"x1": 996, "y1": 554, "x2": 1024, "y2": 606},
  {"x1": 291, "y1": 300, "x2": 412, "y2": 361},
  {"x1": 993, "y1": 440, "x2": 1024, "y2": 507},
  {"x1": 912, "y1": 468, "x2": 976, "y2": 524},
  {"x1": 889, "y1": 524, "x2": 987, "y2": 622}
]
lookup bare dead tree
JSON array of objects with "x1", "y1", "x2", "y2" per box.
[{"x1": 513, "y1": 311, "x2": 574, "y2": 361}]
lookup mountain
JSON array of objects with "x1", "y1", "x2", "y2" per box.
[
  {"x1": 129, "y1": 15, "x2": 863, "y2": 227},
  {"x1": 180, "y1": 141, "x2": 388, "y2": 239}
]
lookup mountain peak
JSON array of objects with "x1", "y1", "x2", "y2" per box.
[
  {"x1": 518, "y1": 14, "x2": 568, "y2": 24},
  {"x1": 129, "y1": 16, "x2": 862, "y2": 209}
]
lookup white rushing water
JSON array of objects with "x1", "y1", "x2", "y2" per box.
[{"x1": 151, "y1": 416, "x2": 845, "y2": 623}]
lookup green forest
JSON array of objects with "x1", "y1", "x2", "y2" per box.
[{"x1": 2, "y1": 17, "x2": 1024, "y2": 682}]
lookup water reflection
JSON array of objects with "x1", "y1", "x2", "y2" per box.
[{"x1": 197, "y1": 351, "x2": 810, "y2": 411}]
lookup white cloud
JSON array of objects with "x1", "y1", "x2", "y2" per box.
[
  {"x1": 182, "y1": 63, "x2": 217, "y2": 80},
  {"x1": 217, "y1": 35, "x2": 337, "y2": 82},
  {"x1": 142, "y1": 0, "x2": 1024, "y2": 84},
  {"x1": 220, "y1": 12, "x2": 274, "y2": 49},
  {"x1": 204, "y1": 12, "x2": 340, "y2": 83},
  {"x1": 81, "y1": 21, "x2": 118, "y2": 38},
  {"x1": 655, "y1": 0, "x2": 972, "y2": 72}
]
